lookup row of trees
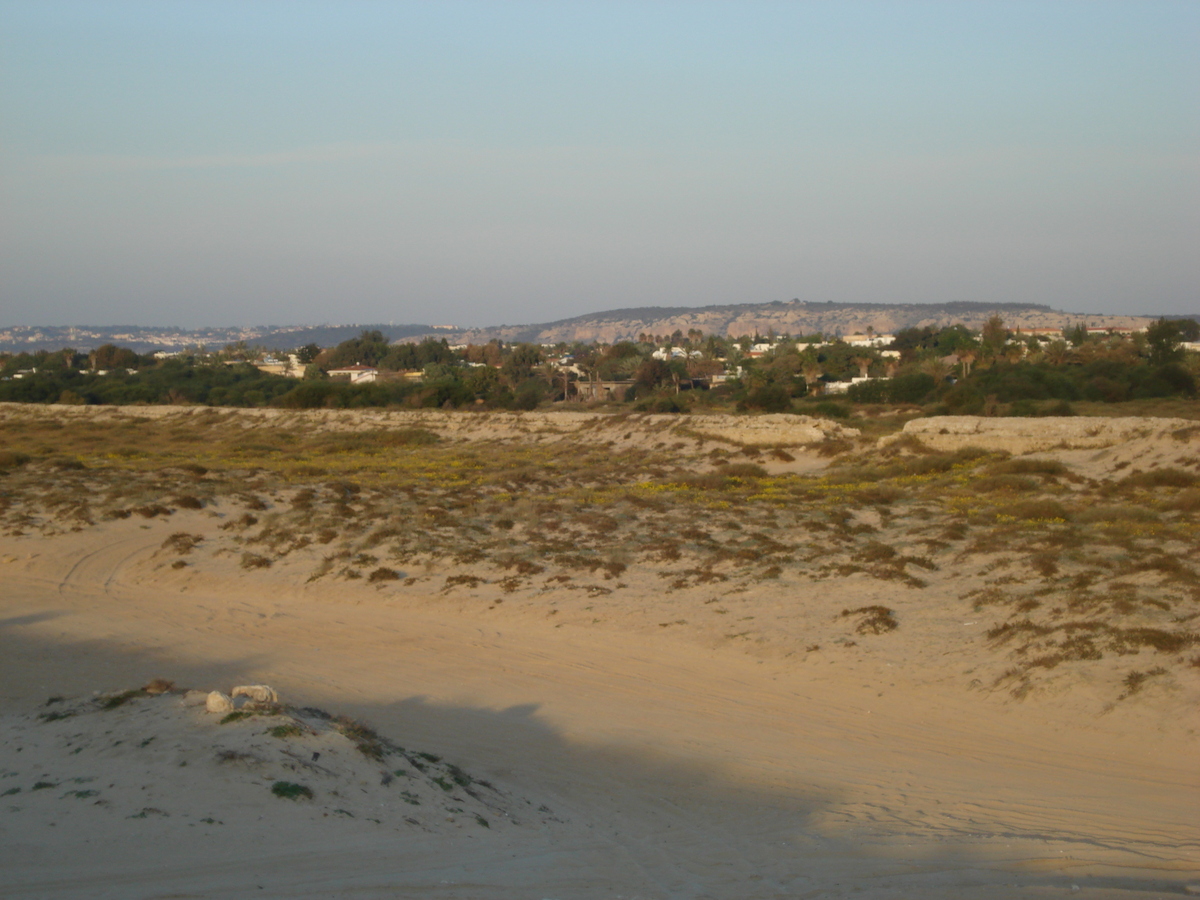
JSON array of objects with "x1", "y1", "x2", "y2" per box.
[
  {"x1": 0, "y1": 344, "x2": 158, "y2": 377},
  {"x1": 0, "y1": 358, "x2": 298, "y2": 407}
]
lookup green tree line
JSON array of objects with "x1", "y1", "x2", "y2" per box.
[{"x1": 1, "y1": 319, "x2": 1194, "y2": 412}]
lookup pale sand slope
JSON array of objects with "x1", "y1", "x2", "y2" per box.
[{"x1": 1, "y1": 514, "x2": 1196, "y2": 899}]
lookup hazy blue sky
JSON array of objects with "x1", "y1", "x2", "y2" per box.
[{"x1": 1, "y1": 1, "x2": 1196, "y2": 328}]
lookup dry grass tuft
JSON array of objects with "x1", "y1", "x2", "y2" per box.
[
  {"x1": 1120, "y1": 667, "x2": 1168, "y2": 698},
  {"x1": 997, "y1": 499, "x2": 1069, "y2": 522},
  {"x1": 142, "y1": 678, "x2": 175, "y2": 694},
  {"x1": 332, "y1": 716, "x2": 387, "y2": 760},
  {"x1": 161, "y1": 532, "x2": 203, "y2": 554},
  {"x1": 1119, "y1": 468, "x2": 1197, "y2": 490},
  {"x1": 806, "y1": 437, "x2": 854, "y2": 457},
  {"x1": 718, "y1": 462, "x2": 769, "y2": 479},
  {"x1": 988, "y1": 458, "x2": 1068, "y2": 478},
  {"x1": 1164, "y1": 489, "x2": 1200, "y2": 512},
  {"x1": 0, "y1": 450, "x2": 32, "y2": 471},
  {"x1": 841, "y1": 605, "x2": 898, "y2": 634}
]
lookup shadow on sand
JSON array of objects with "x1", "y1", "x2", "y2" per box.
[{"x1": 0, "y1": 620, "x2": 1191, "y2": 899}]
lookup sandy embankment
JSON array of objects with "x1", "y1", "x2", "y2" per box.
[{"x1": 0, "y1": 407, "x2": 1197, "y2": 898}]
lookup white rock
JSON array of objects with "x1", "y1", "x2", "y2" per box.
[
  {"x1": 205, "y1": 690, "x2": 233, "y2": 713},
  {"x1": 231, "y1": 684, "x2": 279, "y2": 704}
]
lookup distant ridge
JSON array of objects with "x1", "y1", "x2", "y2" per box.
[
  {"x1": 439, "y1": 300, "x2": 1160, "y2": 346},
  {"x1": 1, "y1": 300, "x2": 1183, "y2": 353},
  {"x1": 0, "y1": 323, "x2": 436, "y2": 354}
]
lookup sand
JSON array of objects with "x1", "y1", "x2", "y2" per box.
[{"x1": 0, "y1": 407, "x2": 1197, "y2": 898}]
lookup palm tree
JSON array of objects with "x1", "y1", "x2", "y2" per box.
[
  {"x1": 958, "y1": 350, "x2": 977, "y2": 378},
  {"x1": 920, "y1": 357, "x2": 950, "y2": 381},
  {"x1": 1043, "y1": 340, "x2": 1071, "y2": 366},
  {"x1": 802, "y1": 360, "x2": 824, "y2": 394}
]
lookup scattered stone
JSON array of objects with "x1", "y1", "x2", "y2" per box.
[
  {"x1": 205, "y1": 691, "x2": 233, "y2": 714},
  {"x1": 231, "y1": 685, "x2": 279, "y2": 704},
  {"x1": 142, "y1": 678, "x2": 175, "y2": 695}
]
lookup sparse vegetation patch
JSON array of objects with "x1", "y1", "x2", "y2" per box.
[{"x1": 1, "y1": 404, "x2": 1197, "y2": 704}]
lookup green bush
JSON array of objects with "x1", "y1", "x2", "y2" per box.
[
  {"x1": 847, "y1": 372, "x2": 936, "y2": 405},
  {"x1": 889, "y1": 372, "x2": 938, "y2": 403},
  {"x1": 271, "y1": 781, "x2": 313, "y2": 800},
  {"x1": 510, "y1": 381, "x2": 545, "y2": 411},
  {"x1": 742, "y1": 384, "x2": 792, "y2": 412},
  {"x1": 811, "y1": 400, "x2": 849, "y2": 419}
]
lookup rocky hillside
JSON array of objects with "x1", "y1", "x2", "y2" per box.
[{"x1": 440, "y1": 300, "x2": 1159, "y2": 345}]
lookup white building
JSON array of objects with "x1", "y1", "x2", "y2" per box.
[
  {"x1": 843, "y1": 334, "x2": 895, "y2": 347},
  {"x1": 327, "y1": 364, "x2": 378, "y2": 384},
  {"x1": 823, "y1": 376, "x2": 875, "y2": 394}
]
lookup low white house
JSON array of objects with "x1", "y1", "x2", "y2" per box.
[
  {"x1": 843, "y1": 334, "x2": 895, "y2": 347},
  {"x1": 255, "y1": 353, "x2": 303, "y2": 378},
  {"x1": 327, "y1": 364, "x2": 378, "y2": 384}
]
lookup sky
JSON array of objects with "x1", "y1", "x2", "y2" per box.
[{"x1": 1, "y1": 1, "x2": 1197, "y2": 329}]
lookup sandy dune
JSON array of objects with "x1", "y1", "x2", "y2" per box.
[{"x1": 1, "y1": 407, "x2": 1197, "y2": 898}]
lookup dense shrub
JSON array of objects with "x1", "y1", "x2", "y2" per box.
[
  {"x1": 510, "y1": 381, "x2": 545, "y2": 411},
  {"x1": 1119, "y1": 468, "x2": 1198, "y2": 489},
  {"x1": 1130, "y1": 363, "x2": 1196, "y2": 399},
  {"x1": 941, "y1": 384, "x2": 985, "y2": 414},
  {"x1": 635, "y1": 394, "x2": 687, "y2": 413},
  {"x1": 955, "y1": 359, "x2": 1195, "y2": 406},
  {"x1": 742, "y1": 384, "x2": 792, "y2": 412},
  {"x1": 847, "y1": 372, "x2": 936, "y2": 404},
  {"x1": 889, "y1": 372, "x2": 938, "y2": 403},
  {"x1": 810, "y1": 400, "x2": 850, "y2": 419}
]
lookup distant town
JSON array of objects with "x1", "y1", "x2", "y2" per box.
[{"x1": 1, "y1": 302, "x2": 1196, "y2": 415}]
